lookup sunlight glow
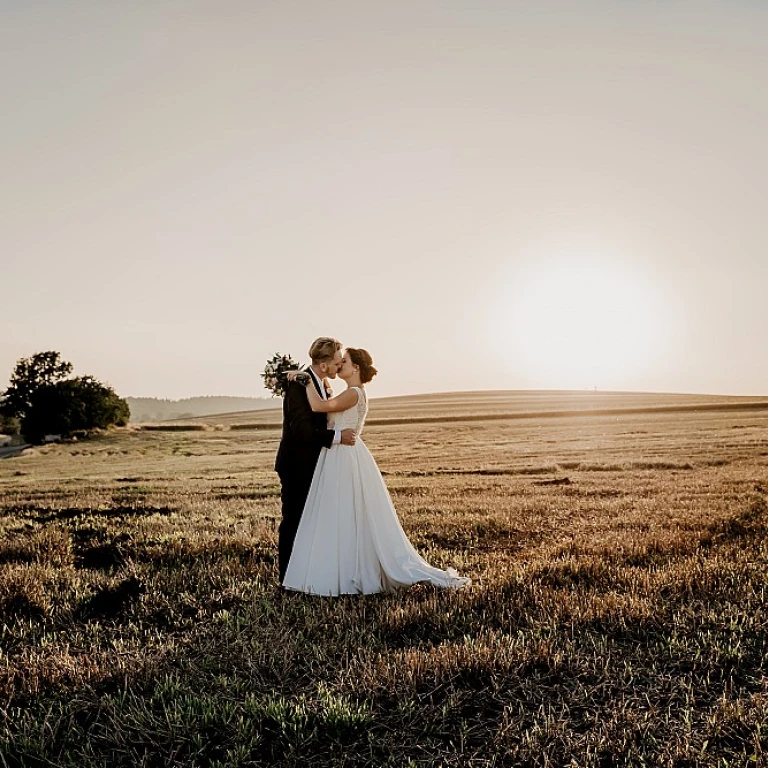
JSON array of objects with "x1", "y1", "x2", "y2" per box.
[{"x1": 500, "y1": 255, "x2": 665, "y2": 389}]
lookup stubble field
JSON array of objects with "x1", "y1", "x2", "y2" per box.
[{"x1": 1, "y1": 391, "x2": 767, "y2": 767}]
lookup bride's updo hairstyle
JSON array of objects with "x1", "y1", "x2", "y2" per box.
[{"x1": 347, "y1": 348, "x2": 378, "y2": 384}]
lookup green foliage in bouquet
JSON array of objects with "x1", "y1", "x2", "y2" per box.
[{"x1": 262, "y1": 353, "x2": 309, "y2": 397}]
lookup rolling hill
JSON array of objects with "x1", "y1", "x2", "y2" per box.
[{"x1": 147, "y1": 389, "x2": 768, "y2": 429}]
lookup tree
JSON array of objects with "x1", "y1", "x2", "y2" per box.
[
  {"x1": 1, "y1": 351, "x2": 73, "y2": 422},
  {"x1": 21, "y1": 377, "x2": 130, "y2": 444},
  {"x1": 1, "y1": 352, "x2": 130, "y2": 443}
]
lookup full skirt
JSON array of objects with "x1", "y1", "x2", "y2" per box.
[{"x1": 283, "y1": 441, "x2": 469, "y2": 596}]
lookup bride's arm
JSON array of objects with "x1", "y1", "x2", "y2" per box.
[{"x1": 306, "y1": 384, "x2": 359, "y2": 413}]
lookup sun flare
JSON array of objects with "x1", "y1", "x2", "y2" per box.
[{"x1": 500, "y1": 257, "x2": 665, "y2": 389}]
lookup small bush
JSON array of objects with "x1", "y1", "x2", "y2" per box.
[
  {"x1": 22, "y1": 377, "x2": 130, "y2": 443},
  {"x1": 0, "y1": 414, "x2": 20, "y2": 435}
]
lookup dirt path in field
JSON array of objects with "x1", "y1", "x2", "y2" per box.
[
  {"x1": 0, "y1": 444, "x2": 30, "y2": 459},
  {"x1": 362, "y1": 399, "x2": 768, "y2": 426}
]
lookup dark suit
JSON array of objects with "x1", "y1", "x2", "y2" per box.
[{"x1": 274, "y1": 372, "x2": 335, "y2": 583}]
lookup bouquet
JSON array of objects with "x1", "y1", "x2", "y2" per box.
[{"x1": 262, "y1": 353, "x2": 309, "y2": 397}]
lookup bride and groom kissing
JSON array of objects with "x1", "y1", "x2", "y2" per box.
[{"x1": 275, "y1": 336, "x2": 469, "y2": 596}]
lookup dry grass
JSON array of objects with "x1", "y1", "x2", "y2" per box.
[
  {"x1": 0, "y1": 392, "x2": 766, "y2": 767},
  {"x1": 160, "y1": 390, "x2": 768, "y2": 428}
]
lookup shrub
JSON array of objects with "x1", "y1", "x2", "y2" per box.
[
  {"x1": 0, "y1": 414, "x2": 20, "y2": 436},
  {"x1": 22, "y1": 376, "x2": 130, "y2": 443}
]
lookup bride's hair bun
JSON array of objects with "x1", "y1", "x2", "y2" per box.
[{"x1": 347, "y1": 348, "x2": 378, "y2": 384}]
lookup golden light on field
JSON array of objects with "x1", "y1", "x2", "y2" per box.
[{"x1": 500, "y1": 254, "x2": 666, "y2": 389}]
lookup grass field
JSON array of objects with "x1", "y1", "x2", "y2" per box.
[{"x1": 1, "y1": 391, "x2": 767, "y2": 766}]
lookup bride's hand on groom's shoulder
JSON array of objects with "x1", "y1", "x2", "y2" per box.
[{"x1": 286, "y1": 370, "x2": 308, "y2": 384}]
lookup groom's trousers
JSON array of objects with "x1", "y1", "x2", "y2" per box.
[{"x1": 277, "y1": 469, "x2": 313, "y2": 584}]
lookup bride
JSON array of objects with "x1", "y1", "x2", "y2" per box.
[{"x1": 282, "y1": 348, "x2": 470, "y2": 596}]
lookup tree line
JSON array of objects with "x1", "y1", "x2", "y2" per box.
[{"x1": 0, "y1": 351, "x2": 129, "y2": 443}]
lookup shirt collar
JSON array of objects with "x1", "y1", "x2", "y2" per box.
[{"x1": 307, "y1": 367, "x2": 327, "y2": 400}]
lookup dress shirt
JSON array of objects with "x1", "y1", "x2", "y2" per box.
[{"x1": 308, "y1": 368, "x2": 341, "y2": 445}]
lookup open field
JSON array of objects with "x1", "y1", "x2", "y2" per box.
[
  {"x1": 1, "y1": 391, "x2": 767, "y2": 766},
  {"x1": 161, "y1": 389, "x2": 768, "y2": 428}
]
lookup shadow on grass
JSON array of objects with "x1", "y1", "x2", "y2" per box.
[{"x1": 0, "y1": 503, "x2": 175, "y2": 524}]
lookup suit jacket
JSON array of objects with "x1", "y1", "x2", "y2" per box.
[{"x1": 274, "y1": 372, "x2": 335, "y2": 479}]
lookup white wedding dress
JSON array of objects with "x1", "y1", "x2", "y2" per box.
[{"x1": 283, "y1": 386, "x2": 470, "y2": 596}]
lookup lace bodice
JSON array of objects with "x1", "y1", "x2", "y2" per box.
[{"x1": 328, "y1": 386, "x2": 368, "y2": 435}]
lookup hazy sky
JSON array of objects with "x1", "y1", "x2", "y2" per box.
[{"x1": 2, "y1": 1, "x2": 767, "y2": 399}]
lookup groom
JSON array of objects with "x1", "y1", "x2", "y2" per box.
[{"x1": 274, "y1": 336, "x2": 356, "y2": 584}]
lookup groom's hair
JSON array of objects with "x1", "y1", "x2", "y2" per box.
[{"x1": 309, "y1": 337, "x2": 342, "y2": 363}]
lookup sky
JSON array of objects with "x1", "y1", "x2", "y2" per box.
[{"x1": 2, "y1": 0, "x2": 767, "y2": 399}]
